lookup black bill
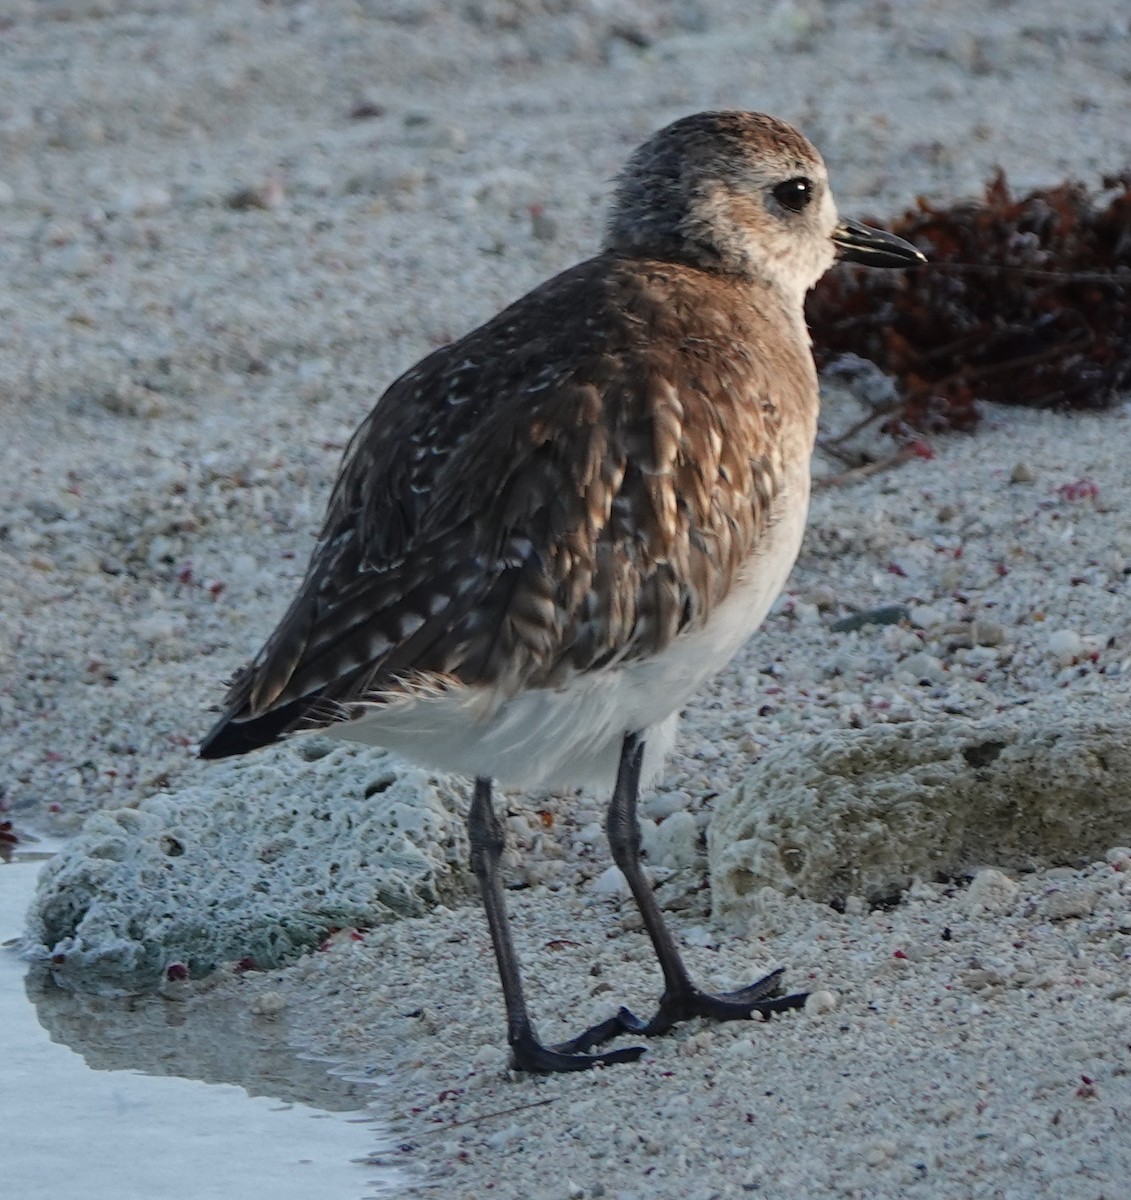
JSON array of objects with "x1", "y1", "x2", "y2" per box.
[{"x1": 832, "y1": 218, "x2": 926, "y2": 268}]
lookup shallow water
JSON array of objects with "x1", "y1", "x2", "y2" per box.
[{"x1": 1, "y1": 848, "x2": 406, "y2": 1200}]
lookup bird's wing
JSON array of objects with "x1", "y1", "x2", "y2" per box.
[{"x1": 201, "y1": 258, "x2": 799, "y2": 754}]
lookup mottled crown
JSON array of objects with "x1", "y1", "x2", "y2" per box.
[{"x1": 604, "y1": 110, "x2": 838, "y2": 298}]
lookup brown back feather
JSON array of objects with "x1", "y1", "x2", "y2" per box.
[{"x1": 216, "y1": 251, "x2": 816, "y2": 734}]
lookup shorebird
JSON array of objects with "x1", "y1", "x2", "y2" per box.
[{"x1": 201, "y1": 111, "x2": 924, "y2": 1072}]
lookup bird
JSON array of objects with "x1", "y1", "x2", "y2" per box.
[{"x1": 200, "y1": 110, "x2": 925, "y2": 1073}]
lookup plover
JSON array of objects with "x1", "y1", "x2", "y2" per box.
[{"x1": 201, "y1": 111, "x2": 924, "y2": 1072}]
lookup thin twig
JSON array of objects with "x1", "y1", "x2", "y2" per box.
[
  {"x1": 819, "y1": 399, "x2": 903, "y2": 451},
  {"x1": 376, "y1": 1093, "x2": 562, "y2": 1148},
  {"x1": 814, "y1": 446, "x2": 916, "y2": 489}
]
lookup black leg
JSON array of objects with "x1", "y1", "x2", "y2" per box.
[
  {"x1": 556, "y1": 733, "x2": 807, "y2": 1055},
  {"x1": 467, "y1": 777, "x2": 645, "y2": 1073}
]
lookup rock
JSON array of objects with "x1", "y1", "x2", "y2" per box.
[
  {"x1": 962, "y1": 868, "x2": 1019, "y2": 914},
  {"x1": 804, "y1": 989, "x2": 838, "y2": 1017},
  {"x1": 642, "y1": 809, "x2": 701, "y2": 871},
  {"x1": 970, "y1": 619, "x2": 1006, "y2": 647},
  {"x1": 1010, "y1": 462, "x2": 1036, "y2": 484},
  {"x1": 1037, "y1": 884, "x2": 1097, "y2": 921},
  {"x1": 529, "y1": 205, "x2": 557, "y2": 241},
  {"x1": 908, "y1": 604, "x2": 946, "y2": 630},
  {"x1": 23, "y1": 745, "x2": 470, "y2": 992},
  {"x1": 1047, "y1": 629, "x2": 1084, "y2": 665},
  {"x1": 830, "y1": 604, "x2": 910, "y2": 633},
  {"x1": 225, "y1": 175, "x2": 285, "y2": 211},
  {"x1": 708, "y1": 712, "x2": 1131, "y2": 915},
  {"x1": 96, "y1": 377, "x2": 167, "y2": 418},
  {"x1": 592, "y1": 865, "x2": 631, "y2": 898},
  {"x1": 113, "y1": 182, "x2": 172, "y2": 217}
]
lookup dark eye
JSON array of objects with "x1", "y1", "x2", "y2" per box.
[{"x1": 772, "y1": 177, "x2": 813, "y2": 213}]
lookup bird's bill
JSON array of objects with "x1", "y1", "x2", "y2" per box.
[{"x1": 832, "y1": 218, "x2": 926, "y2": 268}]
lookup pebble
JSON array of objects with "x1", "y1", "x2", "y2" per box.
[
  {"x1": 963, "y1": 868, "x2": 1019, "y2": 914},
  {"x1": 114, "y1": 183, "x2": 173, "y2": 216},
  {"x1": 971, "y1": 620, "x2": 1006, "y2": 647},
  {"x1": 1038, "y1": 885, "x2": 1097, "y2": 921},
  {"x1": 54, "y1": 243, "x2": 100, "y2": 277},
  {"x1": 830, "y1": 604, "x2": 910, "y2": 633},
  {"x1": 135, "y1": 611, "x2": 186, "y2": 643},
  {"x1": 1105, "y1": 847, "x2": 1131, "y2": 870},
  {"x1": 804, "y1": 989, "x2": 838, "y2": 1017},
  {"x1": 863, "y1": 1139, "x2": 897, "y2": 1166},
  {"x1": 226, "y1": 175, "x2": 285, "y2": 210},
  {"x1": 591, "y1": 865, "x2": 630, "y2": 898},
  {"x1": 249, "y1": 990, "x2": 288, "y2": 1016},
  {"x1": 530, "y1": 206, "x2": 557, "y2": 241},
  {"x1": 909, "y1": 604, "x2": 947, "y2": 629},
  {"x1": 1047, "y1": 629, "x2": 1084, "y2": 665},
  {"x1": 97, "y1": 379, "x2": 167, "y2": 418},
  {"x1": 642, "y1": 789, "x2": 689, "y2": 822},
  {"x1": 1009, "y1": 461, "x2": 1036, "y2": 484},
  {"x1": 640, "y1": 809, "x2": 700, "y2": 871},
  {"x1": 898, "y1": 651, "x2": 945, "y2": 683}
]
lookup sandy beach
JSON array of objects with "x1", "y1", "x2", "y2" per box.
[{"x1": 4, "y1": 2, "x2": 1131, "y2": 1197}]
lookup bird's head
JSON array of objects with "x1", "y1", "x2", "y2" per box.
[{"x1": 606, "y1": 111, "x2": 923, "y2": 307}]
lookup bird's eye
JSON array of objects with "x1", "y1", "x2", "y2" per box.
[{"x1": 772, "y1": 177, "x2": 813, "y2": 213}]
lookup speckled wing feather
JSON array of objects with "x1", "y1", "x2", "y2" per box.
[{"x1": 201, "y1": 252, "x2": 810, "y2": 754}]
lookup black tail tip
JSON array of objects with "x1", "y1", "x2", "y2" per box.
[{"x1": 197, "y1": 700, "x2": 307, "y2": 760}]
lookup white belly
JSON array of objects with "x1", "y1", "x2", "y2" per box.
[{"x1": 333, "y1": 472, "x2": 810, "y2": 791}]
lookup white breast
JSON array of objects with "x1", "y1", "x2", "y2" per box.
[{"x1": 333, "y1": 466, "x2": 811, "y2": 791}]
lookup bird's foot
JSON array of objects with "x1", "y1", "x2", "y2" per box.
[
  {"x1": 509, "y1": 1026, "x2": 647, "y2": 1074},
  {"x1": 555, "y1": 967, "x2": 807, "y2": 1053}
]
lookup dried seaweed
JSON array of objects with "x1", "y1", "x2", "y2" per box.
[{"x1": 807, "y1": 171, "x2": 1131, "y2": 432}]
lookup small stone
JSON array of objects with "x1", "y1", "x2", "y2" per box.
[
  {"x1": 899, "y1": 651, "x2": 944, "y2": 682},
  {"x1": 349, "y1": 98, "x2": 386, "y2": 120},
  {"x1": 640, "y1": 809, "x2": 700, "y2": 870},
  {"x1": 1038, "y1": 885, "x2": 1097, "y2": 921},
  {"x1": 592, "y1": 865, "x2": 630, "y2": 898},
  {"x1": 830, "y1": 604, "x2": 910, "y2": 633},
  {"x1": 963, "y1": 868, "x2": 1019, "y2": 914},
  {"x1": 678, "y1": 1030, "x2": 714, "y2": 1056},
  {"x1": 1047, "y1": 629, "x2": 1084, "y2": 666},
  {"x1": 472, "y1": 1042, "x2": 504, "y2": 1069},
  {"x1": 530, "y1": 205, "x2": 557, "y2": 241},
  {"x1": 970, "y1": 620, "x2": 1006, "y2": 647},
  {"x1": 135, "y1": 612, "x2": 185, "y2": 643},
  {"x1": 805, "y1": 585, "x2": 838, "y2": 611},
  {"x1": 961, "y1": 966, "x2": 1008, "y2": 990},
  {"x1": 249, "y1": 990, "x2": 287, "y2": 1016},
  {"x1": 642, "y1": 790, "x2": 687, "y2": 822},
  {"x1": 226, "y1": 175, "x2": 285, "y2": 210},
  {"x1": 863, "y1": 1140, "x2": 895, "y2": 1166},
  {"x1": 1009, "y1": 462, "x2": 1036, "y2": 484},
  {"x1": 97, "y1": 379, "x2": 167, "y2": 418},
  {"x1": 908, "y1": 604, "x2": 946, "y2": 630},
  {"x1": 114, "y1": 183, "x2": 172, "y2": 216},
  {"x1": 56, "y1": 243, "x2": 100, "y2": 278},
  {"x1": 1105, "y1": 847, "x2": 1131, "y2": 871},
  {"x1": 804, "y1": 989, "x2": 837, "y2": 1017}
]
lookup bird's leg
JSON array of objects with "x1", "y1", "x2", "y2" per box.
[
  {"x1": 556, "y1": 734, "x2": 807, "y2": 1054},
  {"x1": 468, "y1": 776, "x2": 645, "y2": 1073}
]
